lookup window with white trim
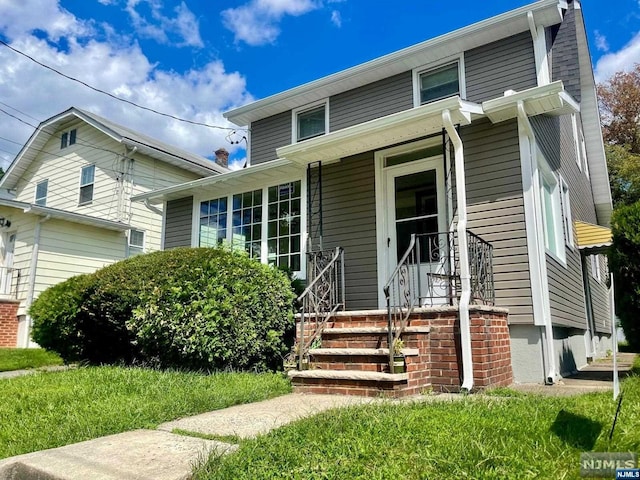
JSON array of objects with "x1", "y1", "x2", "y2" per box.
[
  {"x1": 571, "y1": 114, "x2": 582, "y2": 171},
  {"x1": 128, "y1": 229, "x2": 145, "y2": 256},
  {"x1": 199, "y1": 197, "x2": 227, "y2": 247},
  {"x1": 417, "y1": 62, "x2": 460, "y2": 105},
  {"x1": 538, "y1": 161, "x2": 565, "y2": 262},
  {"x1": 559, "y1": 177, "x2": 574, "y2": 248},
  {"x1": 267, "y1": 181, "x2": 302, "y2": 271},
  {"x1": 293, "y1": 101, "x2": 328, "y2": 142},
  {"x1": 590, "y1": 254, "x2": 601, "y2": 282},
  {"x1": 35, "y1": 179, "x2": 48, "y2": 206},
  {"x1": 580, "y1": 128, "x2": 590, "y2": 179},
  {"x1": 79, "y1": 165, "x2": 95, "y2": 205},
  {"x1": 198, "y1": 180, "x2": 303, "y2": 273},
  {"x1": 60, "y1": 129, "x2": 76, "y2": 149}
]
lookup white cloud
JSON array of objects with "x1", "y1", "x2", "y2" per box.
[
  {"x1": 330, "y1": 10, "x2": 341, "y2": 28},
  {"x1": 221, "y1": 0, "x2": 320, "y2": 46},
  {"x1": 0, "y1": 0, "x2": 92, "y2": 41},
  {"x1": 594, "y1": 30, "x2": 609, "y2": 52},
  {"x1": 594, "y1": 31, "x2": 640, "y2": 83},
  {"x1": 0, "y1": 1, "x2": 253, "y2": 169},
  {"x1": 124, "y1": 0, "x2": 203, "y2": 48}
]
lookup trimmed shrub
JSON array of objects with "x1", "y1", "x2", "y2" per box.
[
  {"x1": 30, "y1": 274, "x2": 93, "y2": 362},
  {"x1": 30, "y1": 247, "x2": 295, "y2": 370}
]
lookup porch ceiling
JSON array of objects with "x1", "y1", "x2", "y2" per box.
[
  {"x1": 482, "y1": 81, "x2": 579, "y2": 123},
  {"x1": 277, "y1": 96, "x2": 484, "y2": 165}
]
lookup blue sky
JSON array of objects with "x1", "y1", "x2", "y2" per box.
[{"x1": 0, "y1": 0, "x2": 637, "y2": 170}]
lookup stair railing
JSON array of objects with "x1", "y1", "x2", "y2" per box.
[{"x1": 297, "y1": 247, "x2": 345, "y2": 369}]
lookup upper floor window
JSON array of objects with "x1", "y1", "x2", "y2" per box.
[
  {"x1": 61, "y1": 129, "x2": 76, "y2": 149},
  {"x1": 538, "y1": 158, "x2": 566, "y2": 263},
  {"x1": 418, "y1": 62, "x2": 460, "y2": 105},
  {"x1": 35, "y1": 179, "x2": 48, "y2": 206},
  {"x1": 79, "y1": 164, "x2": 95, "y2": 205},
  {"x1": 293, "y1": 101, "x2": 328, "y2": 142},
  {"x1": 559, "y1": 177, "x2": 574, "y2": 248},
  {"x1": 128, "y1": 229, "x2": 145, "y2": 256}
]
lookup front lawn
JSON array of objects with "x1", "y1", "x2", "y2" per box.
[
  {"x1": 196, "y1": 360, "x2": 640, "y2": 480},
  {"x1": 0, "y1": 348, "x2": 63, "y2": 372},
  {"x1": 0, "y1": 367, "x2": 291, "y2": 459}
]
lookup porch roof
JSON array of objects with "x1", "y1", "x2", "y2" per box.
[
  {"x1": 277, "y1": 96, "x2": 484, "y2": 165},
  {"x1": 574, "y1": 220, "x2": 612, "y2": 254},
  {"x1": 482, "y1": 81, "x2": 579, "y2": 123}
]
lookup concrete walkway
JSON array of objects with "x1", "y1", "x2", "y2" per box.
[{"x1": 0, "y1": 365, "x2": 72, "y2": 380}]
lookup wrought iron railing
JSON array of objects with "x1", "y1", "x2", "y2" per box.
[
  {"x1": 383, "y1": 231, "x2": 494, "y2": 372},
  {"x1": 296, "y1": 247, "x2": 345, "y2": 369},
  {"x1": 0, "y1": 266, "x2": 21, "y2": 298}
]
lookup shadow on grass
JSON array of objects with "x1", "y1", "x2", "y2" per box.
[{"x1": 550, "y1": 410, "x2": 602, "y2": 450}]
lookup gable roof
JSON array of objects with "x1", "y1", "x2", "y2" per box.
[
  {"x1": 0, "y1": 107, "x2": 227, "y2": 190},
  {"x1": 224, "y1": 0, "x2": 566, "y2": 126}
]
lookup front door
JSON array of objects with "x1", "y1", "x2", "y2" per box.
[
  {"x1": 376, "y1": 142, "x2": 448, "y2": 307},
  {"x1": 0, "y1": 233, "x2": 16, "y2": 296}
]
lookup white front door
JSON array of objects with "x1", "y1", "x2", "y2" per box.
[{"x1": 375, "y1": 140, "x2": 448, "y2": 307}]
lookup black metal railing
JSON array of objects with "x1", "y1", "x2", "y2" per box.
[
  {"x1": 296, "y1": 247, "x2": 345, "y2": 369},
  {"x1": 383, "y1": 231, "x2": 494, "y2": 372}
]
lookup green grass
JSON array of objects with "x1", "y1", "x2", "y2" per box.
[
  {"x1": 0, "y1": 348, "x2": 63, "y2": 372},
  {"x1": 0, "y1": 366, "x2": 291, "y2": 459},
  {"x1": 196, "y1": 372, "x2": 640, "y2": 479}
]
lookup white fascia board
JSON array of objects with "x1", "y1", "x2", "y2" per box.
[
  {"x1": 277, "y1": 97, "x2": 483, "y2": 165},
  {"x1": 131, "y1": 158, "x2": 295, "y2": 205},
  {"x1": 482, "y1": 81, "x2": 579, "y2": 123},
  {"x1": 225, "y1": 0, "x2": 564, "y2": 126},
  {"x1": 24, "y1": 205, "x2": 130, "y2": 231}
]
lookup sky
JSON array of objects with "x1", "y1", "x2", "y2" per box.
[{"x1": 0, "y1": 0, "x2": 638, "y2": 171}]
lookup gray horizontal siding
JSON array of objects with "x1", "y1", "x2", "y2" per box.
[
  {"x1": 330, "y1": 72, "x2": 413, "y2": 131},
  {"x1": 164, "y1": 196, "x2": 193, "y2": 249},
  {"x1": 250, "y1": 110, "x2": 291, "y2": 165},
  {"x1": 550, "y1": 3, "x2": 581, "y2": 102},
  {"x1": 465, "y1": 31, "x2": 537, "y2": 103},
  {"x1": 321, "y1": 152, "x2": 378, "y2": 310},
  {"x1": 460, "y1": 118, "x2": 533, "y2": 324}
]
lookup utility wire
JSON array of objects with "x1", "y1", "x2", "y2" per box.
[{"x1": 0, "y1": 39, "x2": 247, "y2": 132}]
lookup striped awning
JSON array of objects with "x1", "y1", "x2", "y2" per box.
[{"x1": 574, "y1": 220, "x2": 612, "y2": 253}]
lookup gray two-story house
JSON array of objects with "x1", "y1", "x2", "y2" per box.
[{"x1": 134, "y1": 0, "x2": 613, "y2": 393}]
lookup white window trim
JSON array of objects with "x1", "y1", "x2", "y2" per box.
[
  {"x1": 412, "y1": 54, "x2": 466, "y2": 108},
  {"x1": 559, "y1": 176, "x2": 574, "y2": 249},
  {"x1": 34, "y1": 179, "x2": 48, "y2": 206},
  {"x1": 191, "y1": 175, "x2": 307, "y2": 279},
  {"x1": 291, "y1": 99, "x2": 329, "y2": 144},
  {"x1": 580, "y1": 127, "x2": 590, "y2": 179},
  {"x1": 60, "y1": 128, "x2": 77, "y2": 149},
  {"x1": 537, "y1": 155, "x2": 566, "y2": 265},
  {"x1": 127, "y1": 229, "x2": 145, "y2": 256},
  {"x1": 571, "y1": 114, "x2": 582, "y2": 171},
  {"x1": 78, "y1": 164, "x2": 95, "y2": 206},
  {"x1": 590, "y1": 254, "x2": 601, "y2": 282}
]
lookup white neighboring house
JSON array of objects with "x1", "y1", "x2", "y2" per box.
[{"x1": 0, "y1": 107, "x2": 226, "y2": 347}]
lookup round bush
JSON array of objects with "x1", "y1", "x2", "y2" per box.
[{"x1": 30, "y1": 247, "x2": 296, "y2": 370}]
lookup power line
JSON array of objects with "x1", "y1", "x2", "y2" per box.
[{"x1": 0, "y1": 39, "x2": 247, "y2": 132}]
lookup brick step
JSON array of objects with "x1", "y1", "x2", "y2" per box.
[
  {"x1": 289, "y1": 369, "x2": 411, "y2": 397},
  {"x1": 309, "y1": 348, "x2": 419, "y2": 356},
  {"x1": 320, "y1": 327, "x2": 431, "y2": 349}
]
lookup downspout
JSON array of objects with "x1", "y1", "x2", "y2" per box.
[
  {"x1": 516, "y1": 101, "x2": 557, "y2": 384},
  {"x1": 23, "y1": 214, "x2": 50, "y2": 347},
  {"x1": 143, "y1": 199, "x2": 163, "y2": 216},
  {"x1": 442, "y1": 109, "x2": 473, "y2": 392}
]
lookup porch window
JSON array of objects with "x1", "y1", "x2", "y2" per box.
[
  {"x1": 199, "y1": 197, "x2": 227, "y2": 247},
  {"x1": 35, "y1": 180, "x2": 48, "y2": 206},
  {"x1": 232, "y1": 189, "x2": 262, "y2": 259},
  {"x1": 418, "y1": 63, "x2": 459, "y2": 104},
  {"x1": 267, "y1": 181, "x2": 302, "y2": 271},
  {"x1": 293, "y1": 101, "x2": 328, "y2": 142}
]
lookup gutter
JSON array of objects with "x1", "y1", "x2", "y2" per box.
[
  {"x1": 516, "y1": 101, "x2": 557, "y2": 384},
  {"x1": 22, "y1": 214, "x2": 50, "y2": 347},
  {"x1": 442, "y1": 109, "x2": 474, "y2": 392}
]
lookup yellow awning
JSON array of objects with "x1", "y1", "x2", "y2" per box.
[{"x1": 574, "y1": 220, "x2": 612, "y2": 252}]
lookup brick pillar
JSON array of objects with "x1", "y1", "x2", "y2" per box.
[
  {"x1": 0, "y1": 300, "x2": 20, "y2": 347},
  {"x1": 470, "y1": 310, "x2": 513, "y2": 388}
]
